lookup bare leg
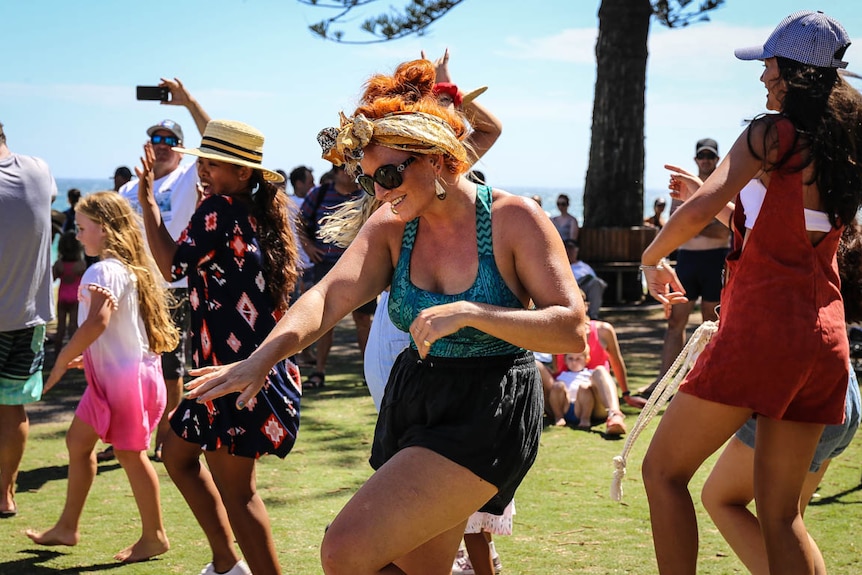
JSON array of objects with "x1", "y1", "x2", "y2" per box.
[
  {"x1": 205, "y1": 449, "x2": 280, "y2": 575},
  {"x1": 645, "y1": 301, "x2": 695, "y2": 393},
  {"x1": 54, "y1": 303, "x2": 68, "y2": 356},
  {"x1": 754, "y1": 417, "x2": 825, "y2": 575},
  {"x1": 321, "y1": 446, "x2": 497, "y2": 575},
  {"x1": 803, "y1": 462, "x2": 830, "y2": 575},
  {"x1": 701, "y1": 437, "x2": 830, "y2": 575},
  {"x1": 548, "y1": 381, "x2": 570, "y2": 426},
  {"x1": 0, "y1": 404, "x2": 27, "y2": 514},
  {"x1": 641, "y1": 393, "x2": 751, "y2": 574},
  {"x1": 590, "y1": 367, "x2": 622, "y2": 415},
  {"x1": 464, "y1": 532, "x2": 494, "y2": 575},
  {"x1": 68, "y1": 305, "x2": 79, "y2": 340},
  {"x1": 154, "y1": 377, "x2": 182, "y2": 457},
  {"x1": 573, "y1": 385, "x2": 595, "y2": 429},
  {"x1": 112, "y1": 448, "x2": 170, "y2": 563},
  {"x1": 352, "y1": 310, "x2": 373, "y2": 357},
  {"x1": 701, "y1": 437, "x2": 770, "y2": 575},
  {"x1": 25, "y1": 416, "x2": 99, "y2": 546},
  {"x1": 314, "y1": 328, "x2": 335, "y2": 376},
  {"x1": 700, "y1": 300, "x2": 720, "y2": 323},
  {"x1": 161, "y1": 431, "x2": 241, "y2": 573},
  {"x1": 536, "y1": 362, "x2": 556, "y2": 419},
  {"x1": 589, "y1": 367, "x2": 626, "y2": 434}
]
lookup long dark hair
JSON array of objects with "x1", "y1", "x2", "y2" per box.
[
  {"x1": 839, "y1": 220, "x2": 862, "y2": 322},
  {"x1": 747, "y1": 57, "x2": 862, "y2": 228},
  {"x1": 249, "y1": 172, "x2": 297, "y2": 312}
]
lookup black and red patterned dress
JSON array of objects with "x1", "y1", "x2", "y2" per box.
[{"x1": 169, "y1": 194, "x2": 300, "y2": 458}]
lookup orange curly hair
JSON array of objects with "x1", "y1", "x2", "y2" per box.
[{"x1": 353, "y1": 59, "x2": 471, "y2": 176}]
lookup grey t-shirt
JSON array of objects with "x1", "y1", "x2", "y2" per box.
[{"x1": 0, "y1": 153, "x2": 57, "y2": 331}]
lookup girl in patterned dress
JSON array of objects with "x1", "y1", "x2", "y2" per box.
[
  {"x1": 26, "y1": 192, "x2": 178, "y2": 564},
  {"x1": 137, "y1": 120, "x2": 300, "y2": 575}
]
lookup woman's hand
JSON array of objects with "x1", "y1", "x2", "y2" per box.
[
  {"x1": 135, "y1": 143, "x2": 156, "y2": 207},
  {"x1": 642, "y1": 261, "x2": 688, "y2": 318},
  {"x1": 409, "y1": 301, "x2": 468, "y2": 359},
  {"x1": 665, "y1": 164, "x2": 703, "y2": 203},
  {"x1": 183, "y1": 358, "x2": 272, "y2": 410},
  {"x1": 421, "y1": 48, "x2": 452, "y2": 84}
]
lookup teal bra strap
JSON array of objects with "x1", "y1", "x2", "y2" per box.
[
  {"x1": 402, "y1": 185, "x2": 492, "y2": 254},
  {"x1": 476, "y1": 185, "x2": 493, "y2": 257}
]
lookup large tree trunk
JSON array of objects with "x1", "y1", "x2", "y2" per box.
[{"x1": 583, "y1": 0, "x2": 652, "y2": 228}]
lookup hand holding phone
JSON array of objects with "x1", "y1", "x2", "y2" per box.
[{"x1": 136, "y1": 86, "x2": 169, "y2": 101}]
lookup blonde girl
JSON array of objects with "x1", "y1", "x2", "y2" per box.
[{"x1": 26, "y1": 191, "x2": 178, "y2": 564}]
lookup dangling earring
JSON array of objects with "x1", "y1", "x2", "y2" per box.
[{"x1": 435, "y1": 180, "x2": 447, "y2": 200}]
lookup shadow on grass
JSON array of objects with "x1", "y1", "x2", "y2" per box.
[
  {"x1": 0, "y1": 548, "x2": 134, "y2": 574},
  {"x1": 17, "y1": 463, "x2": 122, "y2": 493},
  {"x1": 809, "y1": 481, "x2": 862, "y2": 507},
  {"x1": 540, "y1": 418, "x2": 627, "y2": 441}
]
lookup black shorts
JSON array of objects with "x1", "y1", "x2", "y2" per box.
[
  {"x1": 161, "y1": 288, "x2": 190, "y2": 380},
  {"x1": 371, "y1": 349, "x2": 542, "y2": 514},
  {"x1": 675, "y1": 248, "x2": 729, "y2": 303}
]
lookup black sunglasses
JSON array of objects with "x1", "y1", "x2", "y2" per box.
[
  {"x1": 356, "y1": 156, "x2": 416, "y2": 197},
  {"x1": 696, "y1": 152, "x2": 717, "y2": 160},
  {"x1": 151, "y1": 134, "x2": 180, "y2": 147}
]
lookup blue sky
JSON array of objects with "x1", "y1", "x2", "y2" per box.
[{"x1": 2, "y1": 0, "x2": 861, "y2": 191}]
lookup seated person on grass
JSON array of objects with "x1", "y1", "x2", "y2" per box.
[
  {"x1": 564, "y1": 238, "x2": 606, "y2": 320},
  {"x1": 536, "y1": 309, "x2": 646, "y2": 410},
  {"x1": 545, "y1": 348, "x2": 627, "y2": 436}
]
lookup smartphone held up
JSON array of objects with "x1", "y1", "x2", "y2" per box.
[{"x1": 136, "y1": 86, "x2": 169, "y2": 101}]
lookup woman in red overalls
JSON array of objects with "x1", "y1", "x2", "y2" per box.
[{"x1": 638, "y1": 11, "x2": 862, "y2": 575}]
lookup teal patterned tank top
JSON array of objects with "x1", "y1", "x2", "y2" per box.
[{"x1": 388, "y1": 185, "x2": 524, "y2": 358}]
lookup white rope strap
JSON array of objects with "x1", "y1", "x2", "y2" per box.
[{"x1": 610, "y1": 320, "x2": 718, "y2": 502}]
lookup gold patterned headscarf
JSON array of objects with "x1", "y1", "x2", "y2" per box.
[{"x1": 317, "y1": 111, "x2": 467, "y2": 173}]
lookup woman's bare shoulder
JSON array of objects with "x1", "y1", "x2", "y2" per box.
[{"x1": 490, "y1": 189, "x2": 545, "y2": 220}]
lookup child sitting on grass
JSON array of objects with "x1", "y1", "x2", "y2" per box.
[{"x1": 547, "y1": 349, "x2": 627, "y2": 435}]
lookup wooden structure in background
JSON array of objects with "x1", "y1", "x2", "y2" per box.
[{"x1": 578, "y1": 226, "x2": 658, "y2": 304}]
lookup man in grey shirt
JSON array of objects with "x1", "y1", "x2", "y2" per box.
[{"x1": 0, "y1": 120, "x2": 57, "y2": 517}]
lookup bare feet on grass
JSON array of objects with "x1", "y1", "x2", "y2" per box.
[
  {"x1": 114, "y1": 533, "x2": 170, "y2": 563},
  {"x1": 25, "y1": 525, "x2": 79, "y2": 546}
]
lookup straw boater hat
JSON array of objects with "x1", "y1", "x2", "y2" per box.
[{"x1": 173, "y1": 119, "x2": 284, "y2": 183}]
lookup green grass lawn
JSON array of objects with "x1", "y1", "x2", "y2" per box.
[{"x1": 2, "y1": 309, "x2": 861, "y2": 574}]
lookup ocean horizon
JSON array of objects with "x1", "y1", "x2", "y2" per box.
[{"x1": 53, "y1": 178, "x2": 670, "y2": 224}]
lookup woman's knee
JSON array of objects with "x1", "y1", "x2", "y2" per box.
[
  {"x1": 320, "y1": 525, "x2": 364, "y2": 575},
  {"x1": 641, "y1": 448, "x2": 689, "y2": 493},
  {"x1": 161, "y1": 433, "x2": 199, "y2": 477},
  {"x1": 700, "y1": 477, "x2": 723, "y2": 517},
  {"x1": 113, "y1": 448, "x2": 146, "y2": 467}
]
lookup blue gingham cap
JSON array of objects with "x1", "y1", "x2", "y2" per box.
[{"x1": 735, "y1": 11, "x2": 850, "y2": 69}]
